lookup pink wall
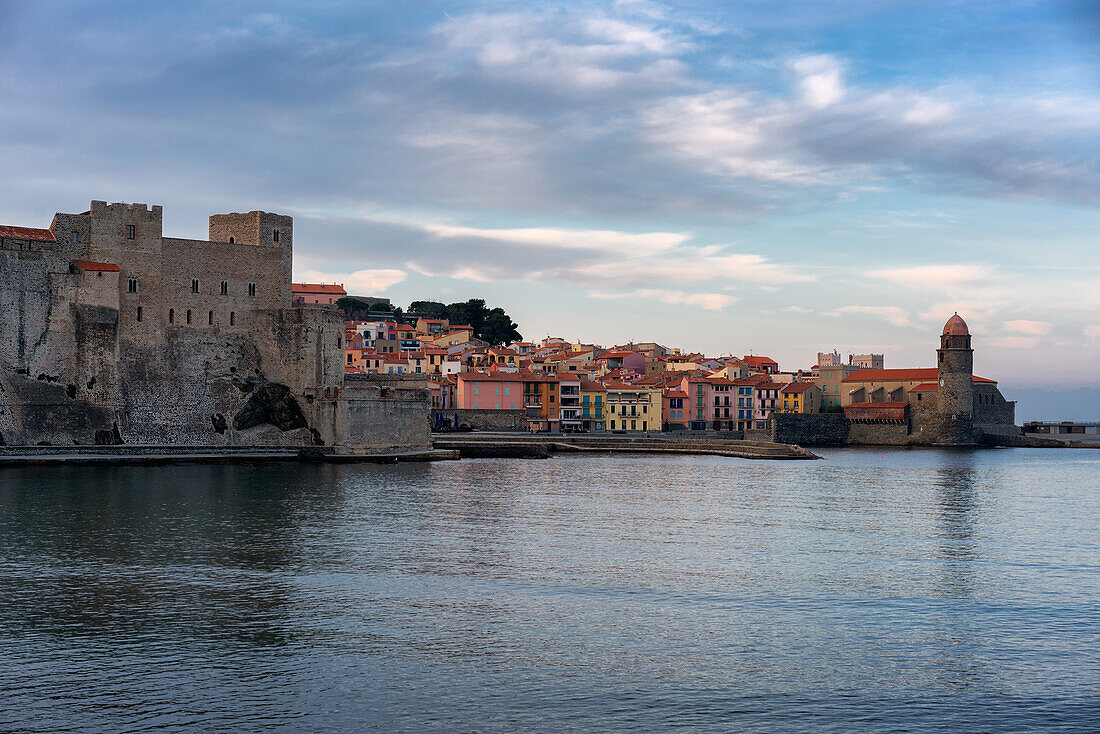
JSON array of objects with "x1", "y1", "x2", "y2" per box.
[{"x1": 456, "y1": 377, "x2": 524, "y2": 410}]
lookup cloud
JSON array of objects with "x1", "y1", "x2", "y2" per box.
[
  {"x1": 1003, "y1": 320, "x2": 1053, "y2": 335},
  {"x1": 1086, "y1": 326, "x2": 1100, "y2": 342},
  {"x1": 783, "y1": 305, "x2": 814, "y2": 313},
  {"x1": 791, "y1": 54, "x2": 844, "y2": 109},
  {"x1": 591, "y1": 288, "x2": 738, "y2": 310},
  {"x1": 824, "y1": 305, "x2": 912, "y2": 327},
  {"x1": 295, "y1": 268, "x2": 406, "y2": 294},
  {"x1": 866, "y1": 265, "x2": 989, "y2": 289},
  {"x1": 991, "y1": 335, "x2": 1040, "y2": 349}
]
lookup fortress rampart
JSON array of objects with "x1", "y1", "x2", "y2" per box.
[{"x1": 0, "y1": 200, "x2": 426, "y2": 451}]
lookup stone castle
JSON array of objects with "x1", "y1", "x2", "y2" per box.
[{"x1": 0, "y1": 200, "x2": 427, "y2": 450}]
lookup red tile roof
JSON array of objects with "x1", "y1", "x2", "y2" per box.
[
  {"x1": 781, "y1": 381, "x2": 815, "y2": 393},
  {"x1": 842, "y1": 368, "x2": 996, "y2": 384},
  {"x1": 909, "y1": 383, "x2": 939, "y2": 392},
  {"x1": 72, "y1": 260, "x2": 120, "y2": 272},
  {"x1": 0, "y1": 225, "x2": 55, "y2": 241},
  {"x1": 292, "y1": 282, "x2": 346, "y2": 295}
]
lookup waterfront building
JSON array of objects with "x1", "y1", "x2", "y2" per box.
[
  {"x1": 604, "y1": 382, "x2": 662, "y2": 432},
  {"x1": 753, "y1": 382, "x2": 784, "y2": 430},
  {"x1": 580, "y1": 381, "x2": 607, "y2": 432},
  {"x1": 663, "y1": 388, "x2": 689, "y2": 430},
  {"x1": 522, "y1": 372, "x2": 560, "y2": 431},
  {"x1": 456, "y1": 372, "x2": 523, "y2": 411},
  {"x1": 779, "y1": 382, "x2": 821, "y2": 414}
]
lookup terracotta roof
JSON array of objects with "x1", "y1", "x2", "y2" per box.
[
  {"x1": 847, "y1": 402, "x2": 910, "y2": 409},
  {"x1": 602, "y1": 381, "x2": 657, "y2": 390},
  {"x1": 0, "y1": 225, "x2": 55, "y2": 241},
  {"x1": 580, "y1": 381, "x2": 605, "y2": 391},
  {"x1": 742, "y1": 355, "x2": 779, "y2": 367},
  {"x1": 755, "y1": 382, "x2": 786, "y2": 390},
  {"x1": 665, "y1": 389, "x2": 689, "y2": 398},
  {"x1": 909, "y1": 383, "x2": 939, "y2": 392},
  {"x1": 72, "y1": 259, "x2": 120, "y2": 272},
  {"x1": 292, "y1": 282, "x2": 346, "y2": 295},
  {"x1": 843, "y1": 368, "x2": 996, "y2": 384},
  {"x1": 942, "y1": 313, "x2": 970, "y2": 336},
  {"x1": 781, "y1": 381, "x2": 815, "y2": 393}
]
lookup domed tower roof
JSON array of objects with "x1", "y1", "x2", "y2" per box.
[{"x1": 942, "y1": 312, "x2": 970, "y2": 336}]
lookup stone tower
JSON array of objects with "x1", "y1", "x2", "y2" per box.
[
  {"x1": 208, "y1": 210, "x2": 294, "y2": 307},
  {"x1": 936, "y1": 312, "x2": 975, "y2": 445}
]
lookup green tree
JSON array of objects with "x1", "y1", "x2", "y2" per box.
[
  {"x1": 408, "y1": 300, "x2": 448, "y2": 319},
  {"x1": 481, "y1": 308, "x2": 522, "y2": 345}
]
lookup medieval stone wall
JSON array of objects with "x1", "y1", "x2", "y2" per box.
[
  {"x1": 847, "y1": 422, "x2": 912, "y2": 445},
  {"x1": 432, "y1": 408, "x2": 527, "y2": 432},
  {"x1": 771, "y1": 413, "x2": 850, "y2": 445},
  {"x1": 0, "y1": 200, "x2": 425, "y2": 452}
]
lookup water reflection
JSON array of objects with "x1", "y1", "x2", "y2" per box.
[
  {"x1": 0, "y1": 464, "x2": 342, "y2": 647},
  {"x1": 933, "y1": 452, "x2": 979, "y2": 599},
  {"x1": 0, "y1": 450, "x2": 1097, "y2": 733}
]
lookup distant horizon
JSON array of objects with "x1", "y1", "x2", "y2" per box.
[{"x1": 2, "y1": 1, "x2": 1097, "y2": 390}]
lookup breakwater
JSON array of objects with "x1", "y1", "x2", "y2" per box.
[{"x1": 432, "y1": 433, "x2": 819, "y2": 460}]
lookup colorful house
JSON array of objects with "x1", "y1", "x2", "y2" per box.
[
  {"x1": 580, "y1": 381, "x2": 606, "y2": 432},
  {"x1": 604, "y1": 382, "x2": 662, "y2": 432},
  {"x1": 779, "y1": 381, "x2": 821, "y2": 413},
  {"x1": 456, "y1": 372, "x2": 524, "y2": 411},
  {"x1": 663, "y1": 388, "x2": 689, "y2": 430}
]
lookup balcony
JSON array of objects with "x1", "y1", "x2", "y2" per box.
[{"x1": 525, "y1": 400, "x2": 543, "y2": 408}]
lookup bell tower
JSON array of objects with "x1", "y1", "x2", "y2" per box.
[{"x1": 936, "y1": 312, "x2": 975, "y2": 445}]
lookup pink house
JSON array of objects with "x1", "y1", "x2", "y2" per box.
[
  {"x1": 596, "y1": 350, "x2": 646, "y2": 375},
  {"x1": 456, "y1": 372, "x2": 524, "y2": 411},
  {"x1": 753, "y1": 382, "x2": 784, "y2": 429}
]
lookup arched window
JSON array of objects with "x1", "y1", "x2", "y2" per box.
[
  {"x1": 228, "y1": 237, "x2": 235, "y2": 244},
  {"x1": 136, "y1": 306, "x2": 143, "y2": 322},
  {"x1": 191, "y1": 279, "x2": 199, "y2": 293},
  {"x1": 220, "y1": 281, "x2": 228, "y2": 296}
]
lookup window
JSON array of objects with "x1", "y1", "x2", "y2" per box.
[
  {"x1": 169, "y1": 308, "x2": 174, "y2": 324},
  {"x1": 220, "y1": 281, "x2": 228, "y2": 296},
  {"x1": 136, "y1": 306, "x2": 142, "y2": 322},
  {"x1": 72, "y1": 231, "x2": 80, "y2": 244},
  {"x1": 126, "y1": 224, "x2": 135, "y2": 239},
  {"x1": 248, "y1": 282, "x2": 256, "y2": 298},
  {"x1": 192, "y1": 279, "x2": 199, "y2": 293},
  {"x1": 228, "y1": 237, "x2": 235, "y2": 244},
  {"x1": 127, "y1": 278, "x2": 138, "y2": 293},
  {"x1": 610, "y1": 421, "x2": 615, "y2": 430},
  {"x1": 273, "y1": 229, "x2": 280, "y2": 242},
  {"x1": 208, "y1": 311, "x2": 214, "y2": 325},
  {"x1": 186, "y1": 309, "x2": 192, "y2": 324},
  {"x1": 230, "y1": 312, "x2": 235, "y2": 326}
]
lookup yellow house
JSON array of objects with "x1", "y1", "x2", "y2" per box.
[
  {"x1": 579, "y1": 381, "x2": 607, "y2": 431},
  {"x1": 604, "y1": 381, "x2": 663, "y2": 432},
  {"x1": 779, "y1": 381, "x2": 821, "y2": 413}
]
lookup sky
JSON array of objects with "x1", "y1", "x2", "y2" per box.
[{"x1": 1, "y1": 0, "x2": 1099, "y2": 390}]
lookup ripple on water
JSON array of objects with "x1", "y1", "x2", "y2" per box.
[{"x1": 0, "y1": 448, "x2": 1098, "y2": 732}]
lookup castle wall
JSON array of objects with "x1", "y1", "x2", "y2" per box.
[
  {"x1": 0, "y1": 200, "x2": 426, "y2": 452},
  {"x1": 770, "y1": 413, "x2": 849, "y2": 445}
]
